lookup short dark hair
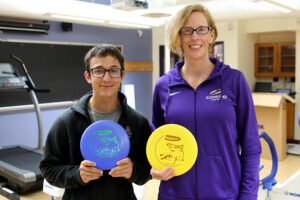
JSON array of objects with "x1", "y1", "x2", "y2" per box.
[{"x1": 84, "y1": 44, "x2": 124, "y2": 75}]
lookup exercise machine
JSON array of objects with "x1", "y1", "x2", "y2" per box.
[
  {"x1": 258, "y1": 130, "x2": 300, "y2": 199},
  {"x1": 258, "y1": 131, "x2": 278, "y2": 200},
  {"x1": 0, "y1": 54, "x2": 49, "y2": 199}
]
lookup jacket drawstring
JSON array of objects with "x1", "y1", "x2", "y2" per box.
[
  {"x1": 220, "y1": 74, "x2": 223, "y2": 105},
  {"x1": 165, "y1": 75, "x2": 171, "y2": 118}
]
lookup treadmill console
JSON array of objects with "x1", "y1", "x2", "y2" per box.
[{"x1": 0, "y1": 63, "x2": 26, "y2": 90}]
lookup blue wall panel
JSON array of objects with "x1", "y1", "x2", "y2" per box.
[{"x1": 0, "y1": 21, "x2": 152, "y2": 148}]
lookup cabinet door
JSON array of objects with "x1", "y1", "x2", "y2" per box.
[
  {"x1": 278, "y1": 42, "x2": 295, "y2": 77},
  {"x1": 255, "y1": 43, "x2": 276, "y2": 77}
]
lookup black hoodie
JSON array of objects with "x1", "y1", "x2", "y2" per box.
[{"x1": 40, "y1": 91, "x2": 152, "y2": 200}]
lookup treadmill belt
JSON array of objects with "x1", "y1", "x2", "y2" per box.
[{"x1": 0, "y1": 147, "x2": 41, "y2": 174}]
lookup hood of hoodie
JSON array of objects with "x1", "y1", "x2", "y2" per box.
[{"x1": 168, "y1": 57, "x2": 230, "y2": 87}]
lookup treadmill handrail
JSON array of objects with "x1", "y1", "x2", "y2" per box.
[
  {"x1": 9, "y1": 54, "x2": 50, "y2": 93},
  {"x1": 8, "y1": 54, "x2": 50, "y2": 149}
]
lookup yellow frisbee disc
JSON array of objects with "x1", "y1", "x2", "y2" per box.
[{"x1": 146, "y1": 124, "x2": 198, "y2": 176}]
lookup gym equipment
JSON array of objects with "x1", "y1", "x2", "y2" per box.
[
  {"x1": 258, "y1": 131, "x2": 300, "y2": 199},
  {"x1": 258, "y1": 131, "x2": 278, "y2": 199},
  {"x1": 0, "y1": 54, "x2": 49, "y2": 198},
  {"x1": 258, "y1": 170, "x2": 300, "y2": 199},
  {"x1": 146, "y1": 124, "x2": 198, "y2": 176},
  {"x1": 80, "y1": 120, "x2": 130, "y2": 170}
]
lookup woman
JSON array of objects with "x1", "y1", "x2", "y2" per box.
[{"x1": 151, "y1": 4, "x2": 262, "y2": 200}]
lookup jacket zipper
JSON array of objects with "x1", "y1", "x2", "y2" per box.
[{"x1": 194, "y1": 89, "x2": 198, "y2": 200}]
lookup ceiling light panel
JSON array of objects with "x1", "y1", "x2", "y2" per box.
[{"x1": 257, "y1": 1, "x2": 291, "y2": 13}]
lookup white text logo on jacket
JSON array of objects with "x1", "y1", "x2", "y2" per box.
[{"x1": 206, "y1": 89, "x2": 227, "y2": 101}]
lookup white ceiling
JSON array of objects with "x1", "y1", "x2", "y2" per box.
[{"x1": 0, "y1": 0, "x2": 300, "y2": 29}]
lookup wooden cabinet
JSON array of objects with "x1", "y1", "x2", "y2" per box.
[
  {"x1": 255, "y1": 42, "x2": 295, "y2": 77},
  {"x1": 286, "y1": 101, "x2": 295, "y2": 140}
]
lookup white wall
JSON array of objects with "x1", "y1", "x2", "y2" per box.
[
  {"x1": 216, "y1": 20, "x2": 258, "y2": 90},
  {"x1": 152, "y1": 26, "x2": 166, "y2": 91},
  {"x1": 236, "y1": 20, "x2": 258, "y2": 90},
  {"x1": 257, "y1": 32, "x2": 295, "y2": 43},
  {"x1": 245, "y1": 17, "x2": 300, "y2": 33},
  {"x1": 216, "y1": 21, "x2": 239, "y2": 69}
]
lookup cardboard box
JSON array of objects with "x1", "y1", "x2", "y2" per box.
[{"x1": 252, "y1": 93, "x2": 296, "y2": 161}]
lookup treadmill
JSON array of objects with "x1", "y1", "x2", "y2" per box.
[{"x1": 0, "y1": 55, "x2": 49, "y2": 199}]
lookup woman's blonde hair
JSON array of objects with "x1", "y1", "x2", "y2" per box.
[{"x1": 166, "y1": 4, "x2": 218, "y2": 58}]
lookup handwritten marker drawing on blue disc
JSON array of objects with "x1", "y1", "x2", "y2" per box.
[
  {"x1": 93, "y1": 130, "x2": 120, "y2": 158},
  {"x1": 80, "y1": 120, "x2": 130, "y2": 170}
]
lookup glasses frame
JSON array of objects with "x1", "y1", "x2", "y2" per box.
[
  {"x1": 89, "y1": 67, "x2": 123, "y2": 78},
  {"x1": 180, "y1": 26, "x2": 212, "y2": 36}
]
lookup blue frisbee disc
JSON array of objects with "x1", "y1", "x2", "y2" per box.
[{"x1": 80, "y1": 120, "x2": 130, "y2": 170}]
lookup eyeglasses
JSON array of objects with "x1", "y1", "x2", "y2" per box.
[
  {"x1": 180, "y1": 26, "x2": 212, "y2": 36},
  {"x1": 90, "y1": 67, "x2": 122, "y2": 78}
]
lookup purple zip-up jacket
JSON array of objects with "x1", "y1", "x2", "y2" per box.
[{"x1": 152, "y1": 58, "x2": 262, "y2": 200}]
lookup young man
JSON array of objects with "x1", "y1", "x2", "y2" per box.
[{"x1": 40, "y1": 44, "x2": 152, "y2": 200}]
